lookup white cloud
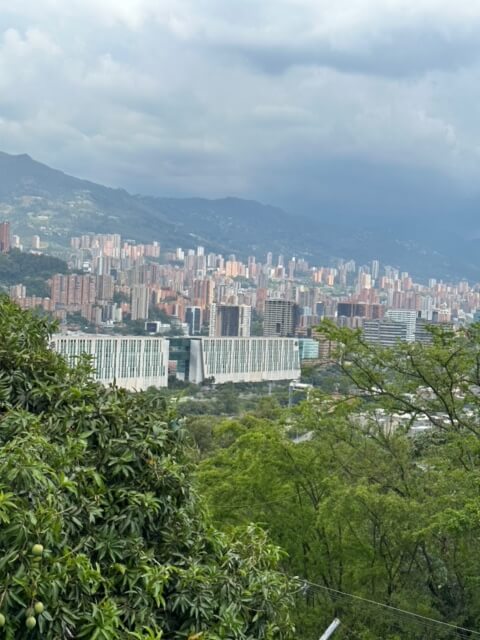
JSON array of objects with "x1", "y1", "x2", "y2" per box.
[{"x1": 0, "y1": 0, "x2": 480, "y2": 205}]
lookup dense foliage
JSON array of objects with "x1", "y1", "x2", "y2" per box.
[
  {"x1": 0, "y1": 249, "x2": 68, "y2": 296},
  {"x1": 0, "y1": 298, "x2": 295, "y2": 639},
  {"x1": 198, "y1": 322, "x2": 480, "y2": 639}
]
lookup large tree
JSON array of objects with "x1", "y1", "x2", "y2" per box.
[
  {"x1": 199, "y1": 323, "x2": 480, "y2": 639},
  {"x1": 0, "y1": 297, "x2": 295, "y2": 639}
]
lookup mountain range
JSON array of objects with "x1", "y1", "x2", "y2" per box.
[{"x1": 0, "y1": 150, "x2": 479, "y2": 281}]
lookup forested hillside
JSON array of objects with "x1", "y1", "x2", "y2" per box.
[
  {"x1": 0, "y1": 249, "x2": 67, "y2": 296},
  {"x1": 1, "y1": 150, "x2": 479, "y2": 279}
]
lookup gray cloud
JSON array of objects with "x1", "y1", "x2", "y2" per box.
[{"x1": 1, "y1": 0, "x2": 480, "y2": 218}]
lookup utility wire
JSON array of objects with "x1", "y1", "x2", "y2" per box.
[
  {"x1": 312, "y1": 588, "x2": 473, "y2": 638},
  {"x1": 311, "y1": 590, "x2": 472, "y2": 639},
  {"x1": 201, "y1": 453, "x2": 479, "y2": 637},
  {"x1": 301, "y1": 578, "x2": 480, "y2": 638}
]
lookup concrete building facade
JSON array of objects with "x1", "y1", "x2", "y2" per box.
[
  {"x1": 51, "y1": 334, "x2": 169, "y2": 390},
  {"x1": 363, "y1": 319, "x2": 408, "y2": 346},
  {"x1": 0, "y1": 221, "x2": 10, "y2": 253},
  {"x1": 263, "y1": 299, "x2": 299, "y2": 337},
  {"x1": 385, "y1": 309, "x2": 417, "y2": 342},
  {"x1": 188, "y1": 336, "x2": 300, "y2": 384},
  {"x1": 209, "y1": 303, "x2": 251, "y2": 337}
]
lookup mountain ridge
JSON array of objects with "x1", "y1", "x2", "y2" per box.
[{"x1": 0, "y1": 150, "x2": 479, "y2": 280}]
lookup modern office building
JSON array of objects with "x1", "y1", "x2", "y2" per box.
[
  {"x1": 188, "y1": 337, "x2": 301, "y2": 384},
  {"x1": 337, "y1": 302, "x2": 384, "y2": 320},
  {"x1": 298, "y1": 338, "x2": 320, "y2": 361},
  {"x1": 209, "y1": 303, "x2": 251, "y2": 337},
  {"x1": 263, "y1": 299, "x2": 299, "y2": 337},
  {"x1": 185, "y1": 306, "x2": 202, "y2": 335},
  {"x1": 415, "y1": 318, "x2": 454, "y2": 345},
  {"x1": 51, "y1": 334, "x2": 169, "y2": 390},
  {"x1": 385, "y1": 309, "x2": 417, "y2": 342},
  {"x1": 363, "y1": 319, "x2": 408, "y2": 346},
  {"x1": 168, "y1": 338, "x2": 192, "y2": 381}
]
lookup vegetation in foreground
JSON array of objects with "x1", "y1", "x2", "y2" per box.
[
  {"x1": 5, "y1": 295, "x2": 480, "y2": 639},
  {"x1": 0, "y1": 298, "x2": 295, "y2": 639},
  {"x1": 198, "y1": 322, "x2": 480, "y2": 639}
]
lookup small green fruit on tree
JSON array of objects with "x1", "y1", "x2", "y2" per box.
[
  {"x1": 0, "y1": 298, "x2": 296, "y2": 639},
  {"x1": 26, "y1": 617, "x2": 36, "y2": 630},
  {"x1": 34, "y1": 602, "x2": 44, "y2": 615}
]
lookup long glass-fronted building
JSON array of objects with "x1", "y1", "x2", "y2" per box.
[
  {"x1": 51, "y1": 334, "x2": 169, "y2": 390},
  {"x1": 188, "y1": 337, "x2": 301, "y2": 384}
]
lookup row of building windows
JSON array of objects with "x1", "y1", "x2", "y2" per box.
[
  {"x1": 52, "y1": 336, "x2": 168, "y2": 388},
  {"x1": 201, "y1": 338, "x2": 300, "y2": 376}
]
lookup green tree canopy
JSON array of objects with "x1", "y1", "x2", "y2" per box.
[
  {"x1": 0, "y1": 249, "x2": 68, "y2": 296},
  {"x1": 198, "y1": 322, "x2": 480, "y2": 639},
  {"x1": 0, "y1": 297, "x2": 295, "y2": 639}
]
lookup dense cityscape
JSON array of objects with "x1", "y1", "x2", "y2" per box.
[{"x1": 1, "y1": 218, "x2": 479, "y2": 391}]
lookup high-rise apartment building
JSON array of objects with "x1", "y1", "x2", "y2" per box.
[
  {"x1": 263, "y1": 299, "x2": 299, "y2": 337},
  {"x1": 337, "y1": 302, "x2": 384, "y2": 320},
  {"x1": 131, "y1": 285, "x2": 150, "y2": 321},
  {"x1": 50, "y1": 274, "x2": 96, "y2": 307},
  {"x1": 209, "y1": 304, "x2": 251, "y2": 337},
  {"x1": 185, "y1": 306, "x2": 202, "y2": 335},
  {"x1": 385, "y1": 309, "x2": 417, "y2": 342},
  {"x1": 363, "y1": 319, "x2": 408, "y2": 346},
  {"x1": 0, "y1": 221, "x2": 10, "y2": 253},
  {"x1": 96, "y1": 275, "x2": 114, "y2": 302}
]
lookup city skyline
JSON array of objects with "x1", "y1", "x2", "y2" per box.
[{"x1": 7, "y1": 225, "x2": 478, "y2": 332}]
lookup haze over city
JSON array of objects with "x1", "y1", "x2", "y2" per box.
[{"x1": 2, "y1": 0, "x2": 480, "y2": 218}]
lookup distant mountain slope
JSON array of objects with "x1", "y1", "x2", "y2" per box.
[
  {"x1": 0, "y1": 151, "x2": 327, "y2": 261},
  {"x1": 0, "y1": 150, "x2": 479, "y2": 280}
]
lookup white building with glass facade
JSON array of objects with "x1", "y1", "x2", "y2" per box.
[
  {"x1": 188, "y1": 337, "x2": 301, "y2": 384},
  {"x1": 51, "y1": 334, "x2": 169, "y2": 390},
  {"x1": 384, "y1": 309, "x2": 417, "y2": 342}
]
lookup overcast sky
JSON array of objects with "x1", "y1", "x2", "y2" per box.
[{"x1": 1, "y1": 0, "x2": 480, "y2": 215}]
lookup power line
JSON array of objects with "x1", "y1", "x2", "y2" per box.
[
  {"x1": 200, "y1": 457, "x2": 479, "y2": 637},
  {"x1": 321, "y1": 591, "x2": 472, "y2": 639},
  {"x1": 301, "y1": 578, "x2": 480, "y2": 638},
  {"x1": 308, "y1": 589, "x2": 472, "y2": 639},
  {"x1": 206, "y1": 496, "x2": 478, "y2": 637}
]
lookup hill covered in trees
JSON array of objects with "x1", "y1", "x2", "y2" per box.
[
  {"x1": 0, "y1": 249, "x2": 68, "y2": 297},
  {"x1": 1, "y1": 150, "x2": 479, "y2": 279}
]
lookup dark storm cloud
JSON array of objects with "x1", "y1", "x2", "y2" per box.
[
  {"x1": 216, "y1": 30, "x2": 480, "y2": 78},
  {"x1": 1, "y1": 0, "x2": 480, "y2": 212}
]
